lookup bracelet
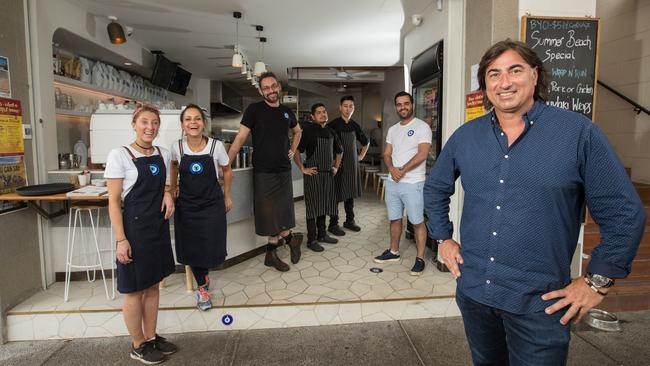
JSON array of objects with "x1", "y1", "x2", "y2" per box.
[
  {"x1": 584, "y1": 277, "x2": 608, "y2": 296},
  {"x1": 116, "y1": 238, "x2": 127, "y2": 244}
]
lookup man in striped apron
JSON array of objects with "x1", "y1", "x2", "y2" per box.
[
  {"x1": 294, "y1": 103, "x2": 343, "y2": 251},
  {"x1": 328, "y1": 95, "x2": 370, "y2": 236}
]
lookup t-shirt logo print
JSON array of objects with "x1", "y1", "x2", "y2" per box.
[
  {"x1": 189, "y1": 162, "x2": 204, "y2": 174},
  {"x1": 284, "y1": 112, "x2": 289, "y2": 119},
  {"x1": 149, "y1": 163, "x2": 160, "y2": 176},
  {"x1": 407, "y1": 130, "x2": 415, "y2": 137}
]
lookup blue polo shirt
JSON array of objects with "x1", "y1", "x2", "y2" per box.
[{"x1": 424, "y1": 100, "x2": 646, "y2": 314}]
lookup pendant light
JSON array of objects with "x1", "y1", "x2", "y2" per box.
[
  {"x1": 107, "y1": 16, "x2": 126, "y2": 44},
  {"x1": 253, "y1": 26, "x2": 267, "y2": 76},
  {"x1": 241, "y1": 61, "x2": 248, "y2": 74},
  {"x1": 231, "y1": 12, "x2": 243, "y2": 68}
]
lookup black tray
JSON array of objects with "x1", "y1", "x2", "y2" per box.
[{"x1": 15, "y1": 183, "x2": 76, "y2": 196}]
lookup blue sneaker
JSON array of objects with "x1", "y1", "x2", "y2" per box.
[
  {"x1": 410, "y1": 257, "x2": 425, "y2": 276},
  {"x1": 374, "y1": 249, "x2": 400, "y2": 263},
  {"x1": 196, "y1": 286, "x2": 212, "y2": 311}
]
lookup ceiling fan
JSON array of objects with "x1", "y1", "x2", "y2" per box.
[{"x1": 329, "y1": 67, "x2": 375, "y2": 80}]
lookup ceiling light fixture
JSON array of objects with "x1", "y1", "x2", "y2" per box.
[
  {"x1": 231, "y1": 12, "x2": 243, "y2": 68},
  {"x1": 107, "y1": 16, "x2": 126, "y2": 44},
  {"x1": 254, "y1": 26, "x2": 267, "y2": 76},
  {"x1": 246, "y1": 71, "x2": 252, "y2": 80},
  {"x1": 241, "y1": 61, "x2": 248, "y2": 74}
]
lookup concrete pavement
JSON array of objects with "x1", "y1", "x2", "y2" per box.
[{"x1": 1, "y1": 310, "x2": 648, "y2": 365}]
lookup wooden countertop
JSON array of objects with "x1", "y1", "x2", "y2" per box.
[{"x1": 0, "y1": 192, "x2": 108, "y2": 201}]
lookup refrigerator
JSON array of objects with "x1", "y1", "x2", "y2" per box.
[
  {"x1": 411, "y1": 40, "x2": 443, "y2": 169},
  {"x1": 408, "y1": 40, "x2": 446, "y2": 269}
]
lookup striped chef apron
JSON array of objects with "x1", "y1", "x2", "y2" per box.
[{"x1": 303, "y1": 136, "x2": 338, "y2": 220}]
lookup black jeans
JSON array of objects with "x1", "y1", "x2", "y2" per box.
[
  {"x1": 307, "y1": 216, "x2": 327, "y2": 241},
  {"x1": 329, "y1": 198, "x2": 354, "y2": 227},
  {"x1": 191, "y1": 266, "x2": 209, "y2": 287}
]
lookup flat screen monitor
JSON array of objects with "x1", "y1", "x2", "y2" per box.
[
  {"x1": 150, "y1": 55, "x2": 175, "y2": 89},
  {"x1": 168, "y1": 66, "x2": 192, "y2": 95}
]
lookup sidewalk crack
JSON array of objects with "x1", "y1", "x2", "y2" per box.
[{"x1": 398, "y1": 320, "x2": 426, "y2": 366}]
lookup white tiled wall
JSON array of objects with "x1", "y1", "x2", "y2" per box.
[{"x1": 596, "y1": 0, "x2": 650, "y2": 184}]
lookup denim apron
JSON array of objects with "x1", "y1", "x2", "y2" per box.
[
  {"x1": 117, "y1": 146, "x2": 175, "y2": 293},
  {"x1": 174, "y1": 139, "x2": 227, "y2": 268}
]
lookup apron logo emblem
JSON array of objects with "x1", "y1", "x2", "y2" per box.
[
  {"x1": 407, "y1": 130, "x2": 415, "y2": 137},
  {"x1": 189, "y1": 162, "x2": 204, "y2": 174},
  {"x1": 149, "y1": 164, "x2": 160, "y2": 176},
  {"x1": 284, "y1": 112, "x2": 289, "y2": 119}
]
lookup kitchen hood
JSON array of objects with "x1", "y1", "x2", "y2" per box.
[{"x1": 211, "y1": 81, "x2": 243, "y2": 115}]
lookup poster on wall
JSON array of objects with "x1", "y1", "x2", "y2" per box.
[
  {"x1": 0, "y1": 155, "x2": 27, "y2": 214},
  {"x1": 465, "y1": 91, "x2": 486, "y2": 122},
  {"x1": 0, "y1": 56, "x2": 10, "y2": 98},
  {"x1": 0, "y1": 98, "x2": 27, "y2": 214},
  {"x1": 0, "y1": 98, "x2": 24, "y2": 155}
]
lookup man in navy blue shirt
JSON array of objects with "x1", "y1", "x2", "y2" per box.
[{"x1": 424, "y1": 39, "x2": 646, "y2": 365}]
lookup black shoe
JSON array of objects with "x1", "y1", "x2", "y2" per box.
[
  {"x1": 264, "y1": 247, "x2": 290, "y2": 272},
  {"x1": 307, "y1": 240, "x2": 324, "y2": 252},
  {"x1": 410, "y1": 257, "x2": 426, "y2": 276},
  {"x1": 153, "y1": 334, "x2": 177, "y2": 355},
  {"x1": 131, "y1": 341, "x2": 165, "y2": 365},
  {"x1": 317, "y1": 234, "x2": 338, "y2": 244},
  {"x1": 328, "y1": 225, "x2": 346, "y2": 236},
  {"x1": 283, "y1": 232, "x2": 303, "y2": 264},
  {"x1": 343, "y1": 221, "x2": 361, "y2": 232}
]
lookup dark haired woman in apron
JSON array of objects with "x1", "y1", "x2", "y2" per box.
[
  {"x1": 170, "y1": 104, "x2": 232, "y2": 312},
  {"x1": 105, "y1": 106, "x2": 177, "y2": 365}
]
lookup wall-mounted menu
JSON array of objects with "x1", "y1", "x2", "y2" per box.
[{"x1": 521, "y1": 16, "x2": 600, "y2": 120}]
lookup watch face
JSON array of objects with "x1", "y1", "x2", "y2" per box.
[{"x1": 590, "y1": 274, "x2": 612, "y2": 287}]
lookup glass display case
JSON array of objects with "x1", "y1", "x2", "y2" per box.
[
  {"x1": 410, "y1": 40, "x2": 443, "y2": 169},
  {"x1": 413, "y1": 76, "x2": 442, "y2": 166}
]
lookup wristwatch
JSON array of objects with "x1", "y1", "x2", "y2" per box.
[
  {"x1": 436, "y1": 239, "x2": 450, "y2": 245},
  {"x1": 585, "y1": 273, "x2": 615, "y2": 288}
]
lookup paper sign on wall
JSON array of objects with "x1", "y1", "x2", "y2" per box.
[{"x1": 0, "y1": 56, "x2": 10, "y2": 98}]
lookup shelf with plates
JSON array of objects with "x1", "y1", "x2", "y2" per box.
[
  {"x1": 53, "y1": 75, "x2": 141, "y2": 102},
  {"x1": 55, "y1": 109, "x2": 92, "y2": 118}
]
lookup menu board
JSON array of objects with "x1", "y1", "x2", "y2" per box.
[{"x1": 521, "y1": 16, "x2": 600, "y2": 120}]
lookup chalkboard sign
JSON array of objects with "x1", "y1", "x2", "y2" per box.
[{"x1": 521, "y1": 16, "x2": 600, "y2": 120}]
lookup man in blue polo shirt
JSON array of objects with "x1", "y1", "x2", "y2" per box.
[{"x1": 424, "y1": 39, "x2": 646, "y2": 365}]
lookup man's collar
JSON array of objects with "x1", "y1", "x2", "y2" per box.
[{"x1": 490, "y1": 99, "x2": 546, "y2": 125}]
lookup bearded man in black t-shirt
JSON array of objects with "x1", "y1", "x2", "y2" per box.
[{"x1": 228, "y1": 72, "x2": 304, "y2": 272}]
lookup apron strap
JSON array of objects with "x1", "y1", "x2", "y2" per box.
[
  {"x1": 155, "y1": 146, "x2": 162, "y2": 156},
  {"x1": 178, "y1": 139, "x2": 184, "y2": 158},
  {"x1": 209, "y1": 138, "x2": 217, "y2": 157},
  {"x1": 123, "y1": 146, "x2": 137, "y2": 162}
]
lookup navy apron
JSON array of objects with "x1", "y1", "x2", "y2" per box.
[
  {"x1": 174, "y1": 139, "x2": 227, "y2": 268},
  {"x1": 117, "y1": 146, "x2": 175, "y2": 294}
]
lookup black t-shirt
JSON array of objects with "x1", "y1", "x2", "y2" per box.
[
  {"x1": 241, "y1": 101, "x2": 298, "y2": 173},
  {"x1": 297, "y1": 123, "x2": 343, "y2": 161},
  {"x1": 328, "y1": 117, "x2": 369, "y2": 146}
]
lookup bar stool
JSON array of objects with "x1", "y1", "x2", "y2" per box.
[
  {"x1": 64, "y1": 201, "x2": 112, "y2": 302},
  {"x1": 364, "y1": 167, "x2": 379, "y2": 190},
  {"x1": 376, "y1": 173, "x2": 389, "y2": 200}
]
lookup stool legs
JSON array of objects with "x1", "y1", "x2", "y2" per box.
[
  {"x1": 64, "y1": 208, "x2": 111, "y2": 302},
  {"x1": 185, "y1": 265, "x2": 194, "y2": 292}
]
